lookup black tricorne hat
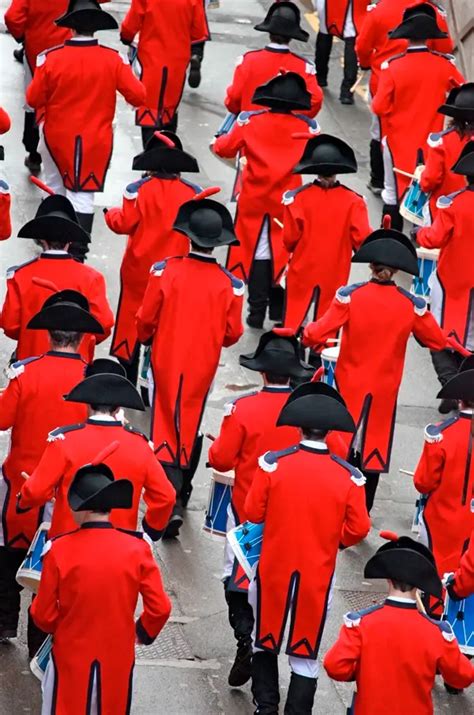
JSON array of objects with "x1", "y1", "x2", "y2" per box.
[
  {"x1": 254, "y1": 1, "x2": 309, "y2": 42},
  {"x1": 239, "y1": 329, "x2": 313, "y2": 379},
  {"x1": 64, "y1": 373, "x2": 145, "y2": 410},
  {"x1": 352, "y1": 228, "x2": 419, "y2": 275},
  {"x1": 364, "y1": 532, "x2": 442, "y2": 598},
  {"x1": 277, "y1": 381, "x2": 356, "y2": 432},
  {"x1": 85, "y1": 358, "x2": 127, "y2": 378},
  {"x1": 252, "y1": 71, "x2": 311, "y2": 111},
  {"x1": 68, "y1": 463, "x2": 133, "y2": 512},
  {"x1": 132, "y1": 131, "x2": 199, "y2": 173},
  {"x1": 438, "y1": 83, "x2": 474, "y2": 121},
  {"x1": 293, "y1": 134, "x2": 357, "y2": 175},
  {"x1": 18, "y1": 194, "x2": 91, "y2": 244},
  {"x1": 173, "y1": 188, "x2": 238, "y2": 248},
  {"x1": 27, "y1": 289, "x2": 104, "y2": 334},
  {"x1": 56, "y1": 0, "x2": 118, "y2": 32},
  {"x1": 388, "y1": 2, "x2": 448, "y2": 40},
  {"x1": 437, "y1": 368, "x2": 474, "y2": 401},
  {"x1": 451, "y1": 140, "x2": 474, "y2": 176}
]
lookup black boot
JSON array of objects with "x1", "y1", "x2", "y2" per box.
[
  {"x1": 188, "y1": 42, "x2": 204, "y2": 89},
  {"x1": 430, "y1": 349, "x2": 462, "y2": 413},
  {"x1": 381, "y1": 204, "x2": 403, "y2": 232},
  {"x1": 284, "y1": 673, "x2": 317, "y2": 714},
  {"x1": 161, "y1": 464, "x2": 184, "y2": 538},
  {"x1": 248, "y1": 260, "x2": 272, "y2": 329},
  {"x1": 118, "y1": 344, "x2": 141, "y2": 387},
  {"x1": 315, "y1": 32, "x2": 333, "y2": 87},
  {"x1": 0, "y1": 546, "x2": 25, "y2": 639},
  {"x1": 72, "y1": 213, "x2": 94, "y2": 262},
  {"x1": 251, "y1": 651, "x2": 279, "y2": 714},
  {"x1": 340, "y1": 37, "x2": 358, "y2": 104},
  {"x1": 368, "y1": 139, "x2": 384, "y2": 195},
  {"x1": 224, "y1": 582, "x2": 254, "y2": 686},
  {"x1": 23, "y1": 112, "x2": 41, "y2": 174},
  {"x1": 141, "y1": 126, "x2": 156, "y2": 150},
  {"x1": 181, "y1": 434, "x2": 203, "y2": 508},
  {"x1": 13, "y1": 47, "x2": 24, "y2": 64}
]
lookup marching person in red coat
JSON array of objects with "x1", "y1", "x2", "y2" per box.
[
  {"x1": 282, "y1": 134, "x2": 371, "y2": 334},
  {"x1": 447, "y1": 531, "x2": 474, "y2": 600},
  {"x1": 136, "y1": 193, "x2": 244, "y2": 537},
  {"x1": 415, "y1": 142, "x2": 474, "y2": 393},
  {"x1": 225, "y1": 2, "x2": 323, "y2": 118},
  {"x1": 1, "y1": 193, "x2": 113, "y2": 358},
  {"x1": 213, "y1": 72, "x2": 319, "y2": 329},
  {"x1": 18, "y1": 372, "x2": 175, "y2": 540},
  {"x1": 120, "y1": 0, "x2": 209, "y2": 144},
  {"x1": 0, "y1": 105, "x2": 11, "y2": 240},
  {"x1": 303, "y1": 227, "x2": 463, "y2": 511},
  {"x1": 32, "y1": 463, "x2": 171, "y2": 715},
  {"x1": 105, "y1": 131, "x2": 201, "y2": 384},
  {"x1": 245, "y1": 381, "x2": 370, "y2": 713},
  {"x1": 26, "y1": 0, "x2": 145, "y2": 237},
  {"x1": 372, "y1": 3, "x2": 464, "y2": 229},
  {"x1": 324, "y1": 532, "x2": 474, "y2": 714},
  {"x1": 208, "y1": 330, "x2": 311, "y2": 688}
]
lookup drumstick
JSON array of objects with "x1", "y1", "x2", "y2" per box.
[
  {"x1": 415, "y1": 590, "x2": 426, "y2": 614},
  {"x1": 273, "y1": 217, "x2": 284, "y2": 229},
  {"x1": 350, "y1": 72, "x2": 366, "y2": 94},
  {"x1": 205, "y1": 433, "x2": 216, "y2": 442},
  {"x1": 399, "y1": 468, "x2": 415, "y2": 476},
  {"x1": 326, "y1": 338, "x2": 340, "y2": 344},
  {"x1": 393, "y1": 167, "x2": 417, "y2": 180}
]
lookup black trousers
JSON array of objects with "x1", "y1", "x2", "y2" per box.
[
  {"x1": 223, "y1": 578, "x2": 254, "y2": 647},
  {"x1": 161, "y1": 434, "x2": 204, "y2": 517},
  {"x1": 191, "y1": 41, "x2": 205, "y2": 61},
  {"x1": 118, "y1": 343, "x2": 141, "y2": 387},
  {"x1": 248, "y1": 260, "x2": 284, "y2": 324},
  {"x1": 22, "y1": 112, "x2": 40, "y2": 156},
  {"x1": 349, "y1": 450, "x2": 380, "y2": 513},
  {"x1": 315, "y1": 32, "x2": 358, "y2": 92},
  {"x1": 141, "y1": 112, "x2": 179, "y2": 149},
  {"x1": 431, "y1": 349, "x2": 463, "y2": 387}
]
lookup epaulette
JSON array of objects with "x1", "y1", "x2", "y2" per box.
[
  {"x1": 396, "y1": 287, "x2": 427, "y2": 316},
  {"x1": 343, "y1": 603, "x2": 383, "y2": 627},
  {"x1": 6, "y1": 256, "x2": 39, "y2": 279},
  {"x1": 335, "y1": 282, "x2": 367, "y2": 304},
  {"x1": 424, "y1": 415, "x2": 459, "y2": 444},
  {"x1": 36, "y1": 44, "x2": 63, "y2": 66},
  {"x1": 258, "y1": 445, "x2": 300, "y2": 473},
  {"x1": 282, "y1": 183, "x2": 313, "y2": 206},
  {"x1": 150, "y1": 259, "x2": 168, "y2": 276},
  {"x1": 381, "y1": 52, "x2": 407, "y2": 69},
  {"x1": 223, "y1": 391, "x2": 259, "y2": 416},
  {"x1": 6, "y1": 355, "x2": 42, "y2": 380},
  {"x1": 427, "y1": 125, "x2": 455, "y2": 148},
  {"x1": 49, "y1": 529, "x2": 78, "y2": 543},
  {"x1": 436, "y1": 188, "x2": 466, "y2": 210},
  {"x1": 124, "y1": 423, "x2": 149, "y2": 441},
  {"x1": 293, "y1": 114, "x2": 319, "y2": 134},
  {"x1": 117, "y1": 527, "x2": 153, "y2": 547},
  {"x1": 288, "y1": 52, "x2": 316, "y2": 75},
  {"x1": 124, "y1": 176, "x2": 151, "y2": 199},
  {"x1": 367, "y1": 2, "x2": 377, "y2": 11},
  {"x1": 218, "y1": 266, "x2": 245, "y2": 296},
  {"x1": 47, "y1": 423, "x2": 86, "y2": 442},
  {"x1": 425, "y1": 614, "x2": 455, "y2": 641},
  {"x1": 0, "y1": 179, "x2": 9, "y2": 193},
  {"x1": 331, "y1": 454, "x2": 366, "y2": 486},
  {"x1": 430, "y1": 50, "x2": 456, "y2": 64},
  {"x1": 237, "y1": 110, "x2": 266, "y2": 126},
  {"x1": 180, "y1": 178, "x2": 202, "y2": 194}
]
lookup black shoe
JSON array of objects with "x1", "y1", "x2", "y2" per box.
[
  {"x1": 438, "y1": 398, "x2": 458, "y2": 415},
  {"x1": 0, "y1": 628, "x2": 17, "y2": 641},
  {"x1": 340, "y1": 91, "x2": 354, "y2": 105},
  {"x1": 13, "y1": 48, "x2": 24, "y2": 64},
  {"x1": 317, "y1": 77, "x2": 328, "y2": 88},
  {"x1": 444, "y1": 682, "x2": 463, "y2": 695},
  {"x1": 24, "y1": 153, "x2": 42, "y2": 175},
  {"x1": 162, "y1": 514, "x2": 183, "y2": 539},
  {"x1": 367, "y1": 180, "x2": 383, "y2": 196},
  {"x1": 246, "y1": 314, "x2": 264, "y2": 329},
  {"x1": 284, "y1": 673, "x2": 317, "y2": 714},
  {"x1": 188, "y1": 55, "x2": 202, "y2": 88},
  {"x1": 228, "y1": 642, "x2": 252, "y2": 687}
]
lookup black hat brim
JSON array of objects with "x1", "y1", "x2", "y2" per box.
[
  {"x1": 27, "y1": 302, "x2": 104, "y2": 334},
  {"x1": 352, "y1": 230, "x2": 419, "y2": 275},
  {"x1": 436, "y1": 369, "x2": 474, "y2": 401},
  {"x1": 294, "y1": 134, "x2": 357, "y2": 175},
  {"x1": 254, "y1": 19, "x2": 309, "y2": 42},
  {"x1": 132, "y1": 147, "x2": 199, "y2": 173},
  {"x1": 56, "y1": 8, "x2": 118, "y2": 31},
  {"x1": 252, "y1": 94, "x2": 311, "y2": 111},
  {"x1": 173, "y1": 198, "x2": 239, "y2": 247},
  {"x1": 285, "y1": 380, "x2": 347, "y2": 406},
  {"x1": 438, "y1": 105, "x2": 474, "y2": 121},
  {"x1": 65, "y1": 373, "x2": 145, "y2": 410},
  {"x1": 239, "y1": 351, "x2": 313, "y2": 379},
  {"x1": 388, "y1": 17, "x2": 448, "y2": 40},
  {"x1": 451, "y1": 150, "x2": 474, "y2": 176},
  {"x1": 459, "y1": 355, "x2": 474, "y2": 373},
  {"x1": 86, "y1": 358, "x2": 127, "y2": 378},
  {"x1": 294, "y1": 161, "x2": 356, "y2": 175},
  {"x1": 364, "y1": 549, "x2": 442, "y2": 598},
  {"x1": 277, "y1": 393, "x2": 355, "y2": 432},
  {"x1": 18, "y1": 216, "x2": 91, "y2": 244}
]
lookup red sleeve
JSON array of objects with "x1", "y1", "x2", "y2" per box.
[
  {"x1": 224, "y1": 59, "x2": 246, "y2": 115},
  {"x1": 19, "y1": 439, "x2": 68, "y2": 509},
  {"x1": 136, "y1": 541, "x2": 172, "y2": 644},
  {"x1": 416, "y1": 206, "x2": 453, "y2": 249},
  {"x1": 355, "y1": 12, "x2": 377, "y2": 69},
  {"x1": 340, "y1": 480, "x2": 371, "y2": 548},
  {"x1": 412, "y1": 309, "x2": 449, "y2": 351},
  {"x1": 120, "y1": 0, "x2": 145, "y2": 41},
  {"x1": 349, "y1": 196, "x2": 371, "y2": 250},
  {"x1": 413, "y1": 438, "x2": 444, "y2": 494},
  {"x1": 26, "y1": 59, "x2": 48, "y2": 109},
  {"x1": 0, "y1": 185, "x2": 11, "y2": 241},
  {"x1": 1, "y1": 276, "x2": 22, "y2": 339},
  {"x1": 191, "y1": 0, "x2": 210, "y2": 44},
  {"x1": 244, "y1": 465, "x2": 270, "y2": 524},
  {"x1": 305, "y1": 71, "x2": 323, "y2": 117},
  {"x1": 142, "y1": 453, "x2": 176, "y2": 536},
  {"x1": 4, "y1": 0, "x2": 29, "y2": 42},
  {"x1": 302, "y1": 296, "x2": 350, "y2": 349},
  {"x1": 88, "y1": 272, "x2": 114, "y2": 343},
  {"x1": 0, "y1": 107, "x2": 11, "y2": 134},
  {"x1": 453, "y1": 535, "x2": 474, "y2": 599},
  {"x1": 419, "y1": 143, "x2": 446, "y2": 194},
  {"x1": 208, "y1": 407, "x2": 246, "y2": 473},
  {"x1": 282, "y1": 201, "x2": 303, "y2": 253},
  {"x1": 324, "y1": 622, "x2": 362, "y2": 681},
  {"x1": 0, "y1": 377, "x2": 21, "y2": 430},
  {"x1": 437, "y1": 636, "x2": 474, "y2": 689},
  {"x1": 213, "y1": 122, "x2": 246, "y2": 159},
  {"x1": 116, "y1": 55, "x2": 146, "y2": 107},
  {"x1": 223, "y1": 291, "x2": 244, "y2": 348},
  {"x1": 104, "y1": 198, "x2": 141, "y2": 236},
  {"x1": 371, "y1": 69, "x2": 395, "y2": 118},
  {"x1": 136, "y1": 270, "x2": 163, "y2": 344},
  {"x1": 30, "y1": 547, "x2": 60, "y2": 633}
]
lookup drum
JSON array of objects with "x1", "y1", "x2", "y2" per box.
[
  {"x1": 321, "y1": 346, "x2": 339, "y2": 388},
  {"x1": 16, "y1": 522, "x2": 50, "y2": 593},
  {"x1": 442, "y1": 593, "x2": 474, "y2": 655},
  {"x1": 203, "y1": 470, "x2": 234, "y2": 540},
  {"x1": 30, "y1": 635, "x2": 53, "y2": 681},
  {"x1": 228, "y1": 521, "x2": 264, "y2": 580},
  {"x1": 411, "y1": 247, "x2": 439, "y2": 300},
  {"x1": 138, "y1": 345, "x2": 151, "y2": 407},
  {"x1": 411, "y1": 493, "x2": 427, "y2": 533},
  {"x1": 215, "y1": 113, "x2": 237, "y2": 137},
  {"x1": 400, "y1": 178, "x2": 430, "y2": 226}
]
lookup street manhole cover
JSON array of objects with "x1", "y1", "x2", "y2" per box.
[
  {"x1": 339, "y1": 590, "x2": 384, "y2": 612},
  {"x1": 136, "y1": 621, "x2": 194, "y2": 661}
]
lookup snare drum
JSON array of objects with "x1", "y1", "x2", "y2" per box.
[
  {"x1": 203, "y1": 470, "x2": 234, "y2": 539},
  {"x1": 16, "y1": 522, "x2": 50, "y2": 593},
  {"x1": 30, "y1": 635, "x2": 53, "y2": 681},
  {"x1": 321, "y1": 347, "x2": 339, "y2": 388},
  {"x1": 442, "y1": 593, "x2": 474, "y2": 655},
  {"x1": 228, "y1": 521, "x2": 264, "y2": 580},
  {"x1": 411, "y1": 247, "x2": 439, "y2": 300},
  {"x1": 400, "y1": 178, "x2": 430, "y2": 226},
  {"x1": 411, "y1": 493, "x2": 427, "y2": 533}
]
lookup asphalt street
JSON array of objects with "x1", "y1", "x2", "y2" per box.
[{"x1": 0, "y1": 0, "x2": 473, "y2": 713}]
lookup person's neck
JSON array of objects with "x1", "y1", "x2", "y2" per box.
[
  {"x1": 262, "y1": 377, "x2": 290, "y2": 388},
  {"x1": 89, "y1": 411, "x2": 117, "y2": 421},
  {"x1": 49, "y1": 344, "x2": 80, "y2": 354},
  {"x1": 83, "y1": 513, "x2": 110, "y2": 524},
  {"x1": 387, "y1": 585, "x2": 417, "y2": 601}
]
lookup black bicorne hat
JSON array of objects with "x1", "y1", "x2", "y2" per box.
[
  {"x1": 64, "y1": 373, "x2": 145, "y2": 410},
  {"x1": 254, "y1": 1, "x2": 309, "y2": 42},
  {"x1": 459, "y1": 355, "x2": 474, "y2": 373},
  {"x1": 56, "y1": 0, "x2": 118, "y2": 32},
  {"x1": 451, "y1": 140, "x2": 474, "y2": 176},
  {"x1": 239, "y1": 329, "x2": 313, "y2": 379},
  {"x1": 173, "y1": 188, "x2": 238, "y2": 248},
  {"x1": 437, "y1": 368, "x2": 474, "y2": 401},
  {"x1": 277, "y1": 381, "x2": 356, "y2": 432},
  {"x1": 85, "y1": 358, "x2": 127, "y2": 378},
  {"x1": 68, "y1": 463, "x2": 133, "y2": 512},
  {"x1": 352, "y1": 228, "x2": 419, "y2": 275},
  {"x1": 293, "y1": 134, "x2": 357, "y2": 175},
  {"x1": 18, "y1": 194, "x2": 91, "y2": 244},
  {"x1": 252, "y1": 71, "x2": 311, "y2": 111},
  {"x1": 27, "y1": 289, "x2": 103, "y2": 334},
  {"x1": 388, "y1": 2, "x2": 448, "y2": 40},
  {"x1": 132, "y1": 131, "x2": 199, "y2": 173},
  {"x1": 438, "y1": 83, "x2": 474, "y2": 121},
  {"x1": 364, "y1": 532, "x2": 442, "y2": 598}
]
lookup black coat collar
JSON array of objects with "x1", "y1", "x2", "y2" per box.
[
  {"x1": 46, "y1": 351, "x2": 83, "y2": 360},
  {"x1": 188, "y1": 253, "x2": 217, "y2": 264},
  {"x1": 81, "y1": 522, "x2": 114, "y2": 529}
]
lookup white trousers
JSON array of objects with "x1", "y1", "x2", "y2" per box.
[
  {"x1": 222, "y1": 509, "x2": 236, "y2": 580},
  {"x1": 381, "y1": 136, "x2": 397, "y2": 205},
  {"x1": 42, "y1": 659, "x2": 99, "y2": 715}
]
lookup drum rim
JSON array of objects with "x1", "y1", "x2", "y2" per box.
[
  {"x1": 416, "y1": 247, "x2": 440, "y2": 259},
  {"x1": 321, "y1": 346, "x2": 340, "y2": 360},
  {"x1": 211, "y1": 470, "x2": 235, "y2": 486}
]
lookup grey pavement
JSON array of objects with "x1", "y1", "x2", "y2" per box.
[{"x1": 0, "y1": 1, "x2": 473, "y2": 713}]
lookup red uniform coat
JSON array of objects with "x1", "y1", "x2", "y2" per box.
[
  {"x1": 225, "y1": 46, "x2": 323, "y2": 117},
  {"x1": 356, "y1": 0, "x2": 453, "y2": 96},
  {"x1": 31, "y1": 523, "x2": 171, "y2": 715},
  {"x1": 420, "y1": 127, "x2": 470, "y2": 220},
  {"x1": 324, "y1": 599, "x2": 474, "y2": 714},
  {"x1": 322, "y1": 0, "x2": 368, "y2": 38},
  {"x1": 417, "y1": 186, "x2": 474, "y2": 346},
  {"x1": 1, "y1": 252, "x2": 114, "y2": 361},
  {"x1": 372, "y1": 48, "x2": 464, "y2": 200},
  {"x1": 121, "y1": 0, "x2": 209, "y2": 128},
  {"x1": 26, "y1": 39, "x2": 145, "y2": 192},
  {"x1": 0, "y1": 106, "x2": 11, "y2": 241},
  {"x1": 453, "y1": 529, "x2": 474, "y2": 599},
  {"x1": 282, "y1": 181, "x2": 370, "y2": 331},
  {"x1": 303, "y1": 282, "x2": 449, "y2": 473},
  {"x1": 105, "y1": 174, "x2": 201, "y2": 362},
  {"x1": 245, "y1": 443, "x2": 370, "y2": 657},
  {"x1": 213, "y1": 110, "x2": 319, "y2": 283},
  {"x1": 136, "y1": 254, "x2": 244, "y2": 468},
  {"x1": 414, "y1": 414, "x2": 474, "y2": 578},
  {"x1": 18, "y1": 419, "x2": 176, "y2": 539},
  {"x1": 0, "y1": 352, "x2": 87, "y2": 548}
]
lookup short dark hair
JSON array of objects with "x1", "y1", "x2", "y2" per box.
[
  {"x1": 450, "y1": 118, "x2": 474, "y2": 139},
  {"x1": 49, "y1": 330, "x2": 82, "y2": 348},
  {"x1": 269, "y1": 33, "x2": 291, "y2": 44},
  {"x1": 190, "y1": 241, "x2": 213, "y2": 254},
  {"x1": 302, "y1": 427, "x2": 328, "y2": 441},
  {"x1": 89, "y1": 404, "x2": 118, "y2": 414},
  {"x1": 263, "y1": 371, "x2": 290, "y2": 385},
  {"x1": 390, "y1": 580, "x2": 415, "y2": 592},
  {"x1": 44, "y1": 239, "x2": 69, "y2": 250}
]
